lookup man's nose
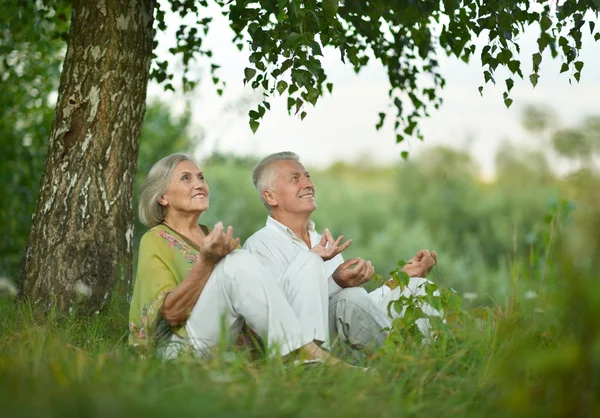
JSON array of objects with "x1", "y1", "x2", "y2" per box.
[{"x1": 302, "y1": 176, "x2": 314, "y2": 188}]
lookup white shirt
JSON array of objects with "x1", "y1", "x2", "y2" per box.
[{"x1": 244, "y1": 216, "x2": 344, "y2": 297}]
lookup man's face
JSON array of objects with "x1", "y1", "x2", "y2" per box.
[{"x1": 269, "y1": 159, "x2": 316, "y2": 215}]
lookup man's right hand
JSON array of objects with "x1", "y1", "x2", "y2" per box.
[
  {"x1": 310, "y1": 228, "x2": 352, "y2": 261},
  {"x1": 198, "y1": 221, "x2": 239, "y2": 264},
  {"x1": 332, "y1": 258, "x2": 375, "y2": 288}
]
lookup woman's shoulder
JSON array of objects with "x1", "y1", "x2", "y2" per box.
[{"x1": 139, "y1": 224, "x2": 177, "y2": 249}]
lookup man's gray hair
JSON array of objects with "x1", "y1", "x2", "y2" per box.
[
  {"x1": 252, "y1": 151, "x2": 299, "y2": 209},
  {"x1": 138, "y1": 153, "x2": 192, "y2": 227}
]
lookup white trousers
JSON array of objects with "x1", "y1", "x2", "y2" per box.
[
  {"x1": 275, "y1": 252, "x2": 329, "y2": 344},
  {"x1": 173, "y1": 250, "x2": 314, "y2": 357},
  {"x1": 369, "y1": 277, "x2": 442, "y2": 338}
]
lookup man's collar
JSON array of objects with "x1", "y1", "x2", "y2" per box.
[{"x1": 266, "y1": 216, "x2": 316, "y2": 238}]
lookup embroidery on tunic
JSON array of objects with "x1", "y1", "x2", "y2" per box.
[
  {"x1": 129, "y1": 289, "x2": 170, "y2": 345},
  {"x1": 156, "y1": 230, "x2": 199, "y2": 264}
]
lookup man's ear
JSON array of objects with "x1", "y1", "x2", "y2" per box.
[{"x1": 263, "y1": 190, "x2": 277, "y2": 207}]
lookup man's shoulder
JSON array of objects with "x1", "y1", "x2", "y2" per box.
[{"x1": 244, "y1": 226, "x2": 274, "y2": 248}]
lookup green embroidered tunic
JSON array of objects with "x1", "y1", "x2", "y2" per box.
[{"x1": 128, "y1": 224, "x2": 208, "y2": 349}]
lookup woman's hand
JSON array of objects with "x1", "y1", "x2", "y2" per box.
[{"x1": 199, "y1": 221, "x2": 240, "y2": 264}]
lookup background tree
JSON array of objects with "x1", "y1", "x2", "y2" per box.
[
  {"x1": 18, "y1": 0, "x2": 600, "y2": 310},
  {"x1": 0, "y1": 0, "x2": 69, "y2": 279}
]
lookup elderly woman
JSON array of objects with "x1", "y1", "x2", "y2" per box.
[{"x1": 129, "y1": 153, "x2": 335, "y2": 362}]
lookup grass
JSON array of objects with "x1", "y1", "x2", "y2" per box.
[{"x1": 1, "y1": 270, "x2": 598, "y2": 418}]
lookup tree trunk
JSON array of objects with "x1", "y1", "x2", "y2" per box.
[{"x1": 20, "y1": 0, "x2": 156, "y2": 310}]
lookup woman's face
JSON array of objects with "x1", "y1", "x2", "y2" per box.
[{"x1": 159, "y1": 160, "x2": 209, "y2": 217}]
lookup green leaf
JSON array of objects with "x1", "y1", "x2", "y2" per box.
[
  {"x1": 276, "y1": 80, "x2": 288, "y2": 95},
  {"x1": 295, "y1": 97, "x2": 303, "y2": 114},
  {"x1": 504, "y1": 97, "x2": 513, "y2": 108},
  {"x1": 574, "y1": 72, "x2": 581, "y2": 82},
  {"x1": 478, "y1": 85, "x2": 484, "y2": 96},
  {"x1": 281, "y1": 59, "x2": 294, "y2": 73},
  {"x1": 244, "y1": 67, "x2": 257, "y2": 84},
  {"x1": 376, "y1": 112, "x2": 386, "y2": 130},
  {"x1": 560, "y1": 63, "x2": 569, "y2": 73},
  {"x1": 540, "y1": 14, "x2": 552, "y2": 32},
  {"x1": 396, "y1": 134, "x2": 404, "y2": 143},
  {"x1": 529, "y1": 73, "x2": 539, "y2": 87},
  {"x1": 310, "y1": 41, "x2": 323, "y2": 56},
  {"x1": 595, "y1": 33, "x2": 600, "y2": 41},
  {"x1": 249, "y1": 120, "x2": 260, "y2": 134},
  {"x1": 326, "y1": 82, "x2": 333, "y2": 94},
  {"x1": 507, "y1": 60, "x2": 521, "y2": 76},
  {"x1": 323, "y1": 0, "x2": 339, "y2": 19},
  {"x1": 300, "y1": 111, "x2": 307, "y2": 120},
  {"x1": 401, "y1": 151, "x2": 409, "y2": 160},
  {"x1": 284, "y1": 32, "x2": 302, "y2": 48},
  {"x1": 532, "y1": 52, "x2": 542, "y2": 71},
  {"x1": 505, "y1": 78, "x2": 514, "y2": 92},
  {"x1": 574, "y1": 61, "x2": 584, "y2": 72}
]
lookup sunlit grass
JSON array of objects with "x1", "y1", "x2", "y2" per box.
[{"x1": 1, "y1": 257, "x2": 598, "y2": 417}]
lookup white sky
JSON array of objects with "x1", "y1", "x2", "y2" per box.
[{"x1": 148, "y1": 4, "x2": 600, "y2": 177}]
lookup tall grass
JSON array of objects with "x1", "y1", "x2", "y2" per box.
[{"x1": 2, "y1": 264, "x2": 597, "y2": 418}]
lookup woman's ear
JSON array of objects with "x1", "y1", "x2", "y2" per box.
[
  {"x1": 157, "y1": 195, "x2": 168, "y2": 206},
  {"x1": 263, "y1": 190, "x2": 277, "y2": 207}
]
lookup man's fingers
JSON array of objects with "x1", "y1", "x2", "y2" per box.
[
  {"x1": 365, "y1": 261, "x2": 375, "y2": 277},
  {"x1": 324, "y1": 228, "x2": 335, "y2": 245},
  {"x1": 318, "y1": 233, "x2": 327, "y2": 247},
  {"x1": 351, "y1": 259, "x2": 367, "y2": 275},
  {"x1": 226, "y1": 225, "x2": 234, "y2": 239},
  {"x1": 338, "y1": 239, "x2": 352, "y2": 253},
  {"x1": 341, "y1": 257, "x2": 361, "y2": 269},
  {"x1": 356, "y1": 261, "x2": 374, "y2": 285},
  {"x1": 431, "y1": 250, "x2": 437, "y2": 265},
  {"x1": 333, "y1": 235, "x2": 343, "y2": 247}
]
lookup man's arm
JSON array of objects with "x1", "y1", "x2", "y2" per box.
[{"x1": 243, "y1": 236, "x2": 287, "y2": 280}]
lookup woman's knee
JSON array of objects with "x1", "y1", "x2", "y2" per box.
[{"x1": 222, "y1": 249, "x2": 270, "y2": 282}]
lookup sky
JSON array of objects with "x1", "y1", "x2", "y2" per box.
[{"x1": 148, "y1": 3, "x2": 600, "y2": 177}]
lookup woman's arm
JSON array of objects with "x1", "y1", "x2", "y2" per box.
[
  {"x1": 161, "y1": 254, "x2": 216, "y2": 326},
  {"x1": 161, "y1": 222, "x2": 240, "y2": 327}
]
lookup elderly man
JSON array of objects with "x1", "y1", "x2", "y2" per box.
[{"x1": 244, "y1": 151, "x2": 439, "y2": 353}]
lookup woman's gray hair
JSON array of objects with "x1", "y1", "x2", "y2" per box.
[
  {"x1": 138, "y1": 153, "x2": 192, "y2": 227},
  {"x1": 252, "y1": 151, "x2": 299, "y2": 209}
]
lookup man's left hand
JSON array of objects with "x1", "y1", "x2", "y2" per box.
[{"x1": 401, "y1": 249, "x2": 437, "y2": 278}]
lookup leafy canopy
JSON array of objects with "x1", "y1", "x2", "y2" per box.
[{"x1": 154, "y1": 0, "x2": 600, "y2": 144}]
